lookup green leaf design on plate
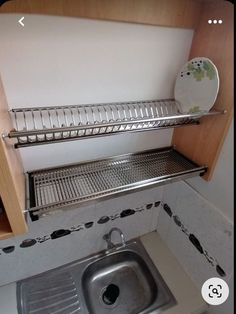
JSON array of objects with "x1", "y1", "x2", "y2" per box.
[
  {"x1": 203, "y1": 60, "x2": 216, "y2": 80},
  {"x1": 192, "y1": 67, "x2": 205, "y2": 81},
  {"x1": 188, "y1": 106, "x2": 201, "y2": 113},
  {"x1": 184, "y1": 59, "x2": 216, "y2": 82},
  {"x1": 187, "y1": 63, "x2": 195, "y2": 71}
]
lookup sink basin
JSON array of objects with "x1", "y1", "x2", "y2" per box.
[
  {"x1": 17, "y1": 239, "x2": 176, "y2": 314},
  {"x1": 82, "y1": 251, "x2": 158, "y2": 314}
]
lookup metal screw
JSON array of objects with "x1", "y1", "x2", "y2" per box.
[{"x1": 1, "y1": 132, "x2": 8, "y2": 139}]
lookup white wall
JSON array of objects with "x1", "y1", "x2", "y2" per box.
[{"x1": 0, "y1": 14, "x2": 193, "y2": 170}]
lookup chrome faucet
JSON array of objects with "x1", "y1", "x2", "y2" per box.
[{"x1": 103, "y1": 228, "x2": 126, "y2": 250}]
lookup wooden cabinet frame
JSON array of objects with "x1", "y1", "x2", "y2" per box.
[
  {"x1": 0, "y1": 76, "x2": 28, "y2": 239},
  {"x1": 0, "y1": 0, "x2": 233, "y2": 238},
  {"x1": 172, "y1": 0, "x2": 233, "y2": 181}
]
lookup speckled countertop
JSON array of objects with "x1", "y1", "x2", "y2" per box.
[{"x1": 0, "y1": 231, "x2": 207, "y2": 314}]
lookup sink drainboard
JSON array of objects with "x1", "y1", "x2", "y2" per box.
[{"x1": 17, "y1": 272, "x2": 81, "y2": 314}]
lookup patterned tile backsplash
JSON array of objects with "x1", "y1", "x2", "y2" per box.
[
  {"x1": 0, "y1": 179, "x2": 233, "y2": 294},
  {"x1": 0, "y1": 186, "x2": 163, "y2": 286},
  {"x1": 157, "y1": 181, "x2": 233, "y2": 289}
]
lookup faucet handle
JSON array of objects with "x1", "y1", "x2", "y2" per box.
[
  {"x1": 103, "y1": 232, "x2": 115, "y2": 250},
  {"x1": 103, "y1": 228, "x2": 126, "y2": 250}
]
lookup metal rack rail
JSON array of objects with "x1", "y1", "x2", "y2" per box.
[
  {"x1": 8, "y1": 99, "x2": 224, "y2": 148},
  {"x1": 27, "y1": 147, "x2": 207, "y2": 219}
]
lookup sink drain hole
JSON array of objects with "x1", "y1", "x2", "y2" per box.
[{"x1": 102, "y1": 284, "x2": 120, "y2": 305}]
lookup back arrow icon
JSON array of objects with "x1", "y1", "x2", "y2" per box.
[{"x1": 19, "y1": 17, "x2": 24, "y2": 27}]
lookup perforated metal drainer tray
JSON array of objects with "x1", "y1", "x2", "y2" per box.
[{"x1": 27, "y1": 147, "x2": 206, "y2": 219}]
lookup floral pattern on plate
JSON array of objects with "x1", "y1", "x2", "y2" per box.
[{"x1": 174, "y1": 57, "x2": 219, "y2": 113}]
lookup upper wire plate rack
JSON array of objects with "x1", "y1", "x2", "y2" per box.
[{"x1": 8, "y1": 99, "x2": 223, "y2": 148}]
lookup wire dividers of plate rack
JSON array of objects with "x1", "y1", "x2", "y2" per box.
[{"x1": 8, "y1": 99, "x2": 222, "y2": 147}]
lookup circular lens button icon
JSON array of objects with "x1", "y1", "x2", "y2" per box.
[{"x1": 201, "y1": 277, "x2": 229, "y2": 305}]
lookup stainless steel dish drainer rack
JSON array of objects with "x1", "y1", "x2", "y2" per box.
[
  {"x1": 8, "y1": 99, "x2": 223, "y2": 148},
  {"x1": 27, "y1": 147, "x2": 207, "y2": 219},
  {"x1": 4, "y1": 97, "x2": 224, "y2": 219}
]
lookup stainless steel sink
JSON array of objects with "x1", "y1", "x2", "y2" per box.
[
  {"x1": 17, "y1": 239, "x2": 176, "y2": 314},
  {"x1": 82, "y1": 249, "x2": 168, "y2": 314}
]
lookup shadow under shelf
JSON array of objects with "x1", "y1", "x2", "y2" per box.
[
  {"x1": 26, "y1": 146, "x2": 207, "y2": 220},
  {"x1": 8, "y1": 99, "x2": 224, "y2": 148}
]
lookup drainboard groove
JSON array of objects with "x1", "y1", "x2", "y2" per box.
[
  {"x1": 43, "y1": 301, "x2": 80, "y2": 314},
  {"x1": 28, "y1": 288, "x2": 77, "y2": 304},
  {"x1": 29, "y1": 283, "x2": 76, "y2": 295},
  {"x1": 67, "y1": 309, "x2": 81, "y2": 314},
  {"x1": 29, "y1": 298, "x2": 80, "y2": 314}
]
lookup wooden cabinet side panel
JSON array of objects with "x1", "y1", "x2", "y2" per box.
[
  {"x1": 172, "y1": 1, "x2": 233, "y2": 181},
  {"x1": 0, "y1": 207, "x2": 13, "y2": 240},
  {"x1": 0, "y1": 76, "x2": 27, "y2": 235},
  {"x1": 0, "y1": 0, "x2": 202, "y2": 29}
]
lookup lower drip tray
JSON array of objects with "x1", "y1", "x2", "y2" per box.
[{"x1": 27, "y1": 146, "x2": 206, "y2": 219}]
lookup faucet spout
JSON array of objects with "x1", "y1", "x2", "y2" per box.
[{"x1": 103, "y1": 228, "x2": 125, "y2": 250}]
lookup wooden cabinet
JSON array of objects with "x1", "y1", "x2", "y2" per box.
[
  {"x1": 0, "y1": 0, "x2": 202, "y2": 29},
  {"x1": 172, "y1": 0, "x2": 234, "y2": 181},
  {"x1": 0, "y1": 0, "x2": 233, "y2": 239},
  {"x1": 0, "y1": 76, "x2": 28, "y2": 239},
  {"x1": 0, "y1": 197, "x2": 12, "y2": 239}
]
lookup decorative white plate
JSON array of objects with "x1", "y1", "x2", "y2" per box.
[{"x1": 174, "y1": 57, "x2": 219, "y2": 113}]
